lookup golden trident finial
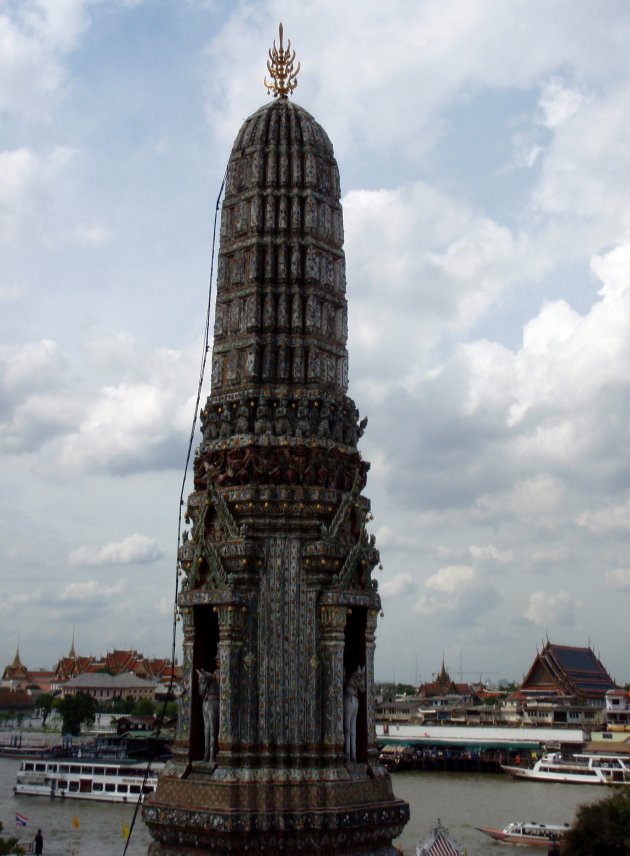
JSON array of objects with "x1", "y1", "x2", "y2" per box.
[{"x1": 264, "y1": 23, "x2": 300, "y2": 98}]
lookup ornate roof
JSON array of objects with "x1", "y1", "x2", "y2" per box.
[
  {"x1": 517, "y1": 642, "x2": 617, "y2": 701},
  {"x1": 417, "y1": 822, "x2": 466, "y2": 856},
  {"x1": 2, "y1": 645, "x2": 29, "y2": 682}
]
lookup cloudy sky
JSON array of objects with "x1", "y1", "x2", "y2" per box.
[{"x1": 2, "y1": 0, "x2": 630, "y2": 687}]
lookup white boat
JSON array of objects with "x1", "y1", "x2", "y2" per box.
[
  {"x1": 502, "y1": 751, "x2": 630, "y2": 785},
  {"x1": 14, "y1": 756, "x2": 163, "y2": 803},
  {"x1": 476, "y1": 821, "x2": 570, "y2": 847}
]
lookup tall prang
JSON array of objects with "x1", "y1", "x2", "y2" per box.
[{"x1": 144, "y1": 24, "x2": 409, "y2": 855}]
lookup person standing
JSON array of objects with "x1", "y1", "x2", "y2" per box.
[{"x1": 34, "y1": 829, "x2": 43, "y2": 854}]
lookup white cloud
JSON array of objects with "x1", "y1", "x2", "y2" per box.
[
  {"x1": 57, "y1": 346, "x2": 196, "y2": 475},
  {"x1": 531, "y1": 82, "x2": 630, "y2": 228},
  {"x1": 469, "y1": 544, "x2": 514, "y2": 563},
  {"x1": 605, "y1": 569, "x2": 630, "y2": 591},
  {"x1": 524, "y1": 591, "x2": 580, "y2": 627},
  {"x1": 379, "y1": 573, "x2": 417, "y2": 599},
  {"x1": 426, "y1": 565, "x2": 476, "y2": 595},
  {"x1": 375, "y1": 526, "x2": 419, "y2": 551},
  {"x1": 58, "y1": 579, "x2": 126, "y2": 603},
  {"x1": 413, "y1": 565, "x2": 502, "y2": 627},
  {"x1": 529, "y1": 546, "x2": 570, "y2": 563},
  {"x1": 537, "y1": 77, "x2": 583, "y2": 129},
  {"x1": 0, "y1": 147, "x2": 75, "y2": 241},
  {"x1": 71, "y1": 224, "x2": 112, "y2": 246},
  {"x1": 476, "y1": 476, "x2": 566, "y2": 523},
  {"x1": 4, "y1": 1, "x2": 630, "y2": 682},
  {"x1": 68, "y1": 533, "x2": 163, "y2": 567},
  {"x1": 577, "y1": 500, "x2": 630, "y2": 535},
  {"x1": 0, "y1": 339, "x2": 60, "y2": 392}
]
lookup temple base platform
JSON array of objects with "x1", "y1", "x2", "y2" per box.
[{"x1": 143, "y1": 765, "x2": 410, "y2": 855}]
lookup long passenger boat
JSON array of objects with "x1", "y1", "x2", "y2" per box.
[
  {"x1": 14, "y1": 756, "x2": 163, "y2": 803},
  {"x1": 476, "y1": 821, "x2": 570, "y2": 847},
  {"x1": 502, "y1": 751, "x2": 630, "y2": 785}
]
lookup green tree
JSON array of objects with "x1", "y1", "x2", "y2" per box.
[
  {"x1": 111, "y1": 697, "x2": 135, "y2": 714},
  {"x1": 55, "y1": 692, "x2": 98, "y2": 736},
  {"x1": 395, "y1": 683, "x2": 417, "y2": 696},
  {"x1": 132, "y1": 698, "x2": 156, "y2": 717},
  {"x1": 162, "y1": 700, "x2": 178, "y2": 718},
  {"x1": 35, "y1": 692, "x2": 57, "y2": 727},
  {"x1": 562, "y1": 786, "x2": 630, "y2": 854}
]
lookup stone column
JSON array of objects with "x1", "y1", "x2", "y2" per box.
[
  {"x1": 167, "y1": 607, "x2": 194, "y2": 773},
  {"x1": 216, "y1": 604, "x2": 246, "y2": 763},
  {"x1": 319, "y1": 604, "x2": 347, "y2": 761},
  {"x1": 365, "y1": 607, "x2": 379, "y2": 765}
]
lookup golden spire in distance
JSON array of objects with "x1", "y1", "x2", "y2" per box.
[{"x1": 264, "y1": 23, "x2": 300, "y2": 98}]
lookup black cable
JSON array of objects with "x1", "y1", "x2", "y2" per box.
[{"x1": 122, "y1": 167, "x2": 227, "y2": 854}]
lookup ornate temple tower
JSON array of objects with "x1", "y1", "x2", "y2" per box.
[{"x1": 144, "y1": 26, "x2": 409, "y2": 855}]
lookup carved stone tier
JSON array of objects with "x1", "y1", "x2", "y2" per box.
[{"x1": 145, "y1": 772, "x2": 409, "y2": 855}]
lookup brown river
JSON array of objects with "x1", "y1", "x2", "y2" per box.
[{"x1": 0, "y1": 757, "x2": 604, "y2": 854}]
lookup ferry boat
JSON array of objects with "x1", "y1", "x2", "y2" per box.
[
  {"x1": 502, "y1": 751, "x2": 630, "y2": 785},
  {"x1": 476, "y1": 821, "x2": 570, "y2": 847},
  {"x1": 14, "y1": 756, "x2": 163, "y2": 803}
]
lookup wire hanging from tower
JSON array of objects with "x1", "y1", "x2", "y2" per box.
[{"x1": 122, "y1": 166, "x2": 227, "y2": 854}]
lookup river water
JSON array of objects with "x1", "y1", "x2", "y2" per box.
[{"x1": 0, "y1": 757, "x2": 603, "y2": 855}]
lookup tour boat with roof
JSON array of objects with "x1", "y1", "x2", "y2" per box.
[
  {"x1": 14, "y1": 755, "x2": 163, "y2": 804},
  {"x1": 502, "y1": 750, "x2": 630, "y2": 785},
  {"x1": 476, "y1": 821, "x2": 570, "y2": 847}
]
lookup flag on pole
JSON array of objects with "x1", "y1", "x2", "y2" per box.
[
  {"x1": 15, "y1": 812, "x2": 28, "y2": 827},
  {"x1": 72, "y1": 815, "x2": 80, "y2": 829}
]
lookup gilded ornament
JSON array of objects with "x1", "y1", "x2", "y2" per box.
[{"x1": 264, "y1": 23, "x2": 300, "y2": 98}]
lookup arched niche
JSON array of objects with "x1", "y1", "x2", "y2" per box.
[
  {"x1": 343, "y1": 606, "x2": 367, "y2": 763},
  {"x1": 191, "y1": 605, "x2": 219, "y2": 762}
]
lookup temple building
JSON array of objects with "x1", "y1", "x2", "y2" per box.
[
  {"x1": 1, "y1": 641, "x2": 178, "y2": 694},
  {"x1": 1, "y1": 646, "x2": 55, "y2": 693},
  {"x1": 144, "y1": 25, "x2": 409, "y2": 855},
  {"x1": 514, "y1": 641, "x2": 617, "y2": 707},
  {"x1": 418, "y1": 659, "x2": 476, "y2": 701},
  {"x1": 503, "y1": 641, "x2": 619, "y2": 729},
  {"x1": 1, "y1": 647, "x2": 30, "y2": 688},
  {"x1": 54, "y1": 641, "x2": 179, "y2": 687}
]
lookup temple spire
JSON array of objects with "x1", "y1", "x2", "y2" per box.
[
  {"x1": 69, "y1": 629, "x2": 77, "y2": 659},
  {"x1": 11, "y1": 643, "x2": 23, "y2": 671},
  {"x1": 264, "y1": 22, "x2": 300, "y2": 98}
]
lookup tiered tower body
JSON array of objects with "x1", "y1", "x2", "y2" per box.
[{"x1": 144, "y1": 58, "x2": 409, "y2": 854}]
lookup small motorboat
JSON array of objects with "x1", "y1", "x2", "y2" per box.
[{"x1": 476, "y1": 820, "x2": 570, "y2": 847}]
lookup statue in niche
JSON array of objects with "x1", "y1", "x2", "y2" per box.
[
  {"x1": 197, "y1": 668, "x2": 220, "y2": 764},
  {"x1": 343, "y1": 666, "x2": 366, "y2": 762},
  {"x1": 291, "y1": 294, "x2": 302, "y2": 331},
  {"x1": 330, "y1": 406, "x2": 343, "y2": 443},
  {"x1": 235, "y1": 400, "x2": 250, "y2": 434},
  {"x1": 292, "y1": 345, "x2": 305, "y2": 382},
  {"x1": 274, "y1": 399, "x2": 292, "y2": 436},
  {"x1": 219, "y1": 406, "x2": 233, "y2": 438},
  {"x1": 343, "y1": 406, "x2": 359, "y2": 446},
  {"x1": 317, "y1": 401, "x2": 332, "y2": 440},
  {"x1": 254, "y1": 399, "x2": 273, "y2": 435},
  {"x1": 203, "y1": 409, "x2": 220, "y2": 442},
  {"x1": 296, "y1": 403, "x2": 311, "y2": 438}
]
